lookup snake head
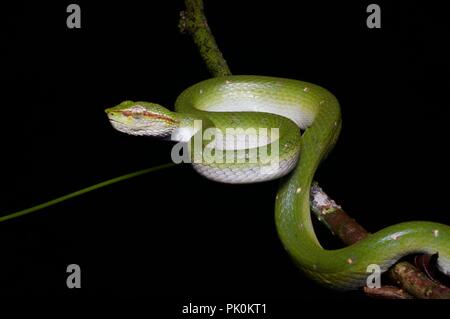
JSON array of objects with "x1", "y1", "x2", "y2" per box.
[{"x1": 105, "y1": 101, "x2": 179, "y2": 137}]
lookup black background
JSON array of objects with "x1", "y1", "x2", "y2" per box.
[{"x1": 0, "y1": 0, "x2": 449, "y2": 303}]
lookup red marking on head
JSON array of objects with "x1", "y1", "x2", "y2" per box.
[{"x1": 121, "y1": 110, "x2": 178, "y2": 124}]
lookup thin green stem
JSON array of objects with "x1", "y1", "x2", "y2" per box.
[{"x1": 0, "y1": 162, "x2": 176, "y2": 223}]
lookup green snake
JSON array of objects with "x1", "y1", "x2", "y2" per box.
[{"x1": 106, "y1": 75, "x2": 450, "y2": 290}]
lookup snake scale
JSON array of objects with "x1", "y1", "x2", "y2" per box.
[{"x1": 106, "y1": 75, "x2": 450, "y2": 290}]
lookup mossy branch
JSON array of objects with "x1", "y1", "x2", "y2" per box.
[{"x1": 179, "y1": 0, "x2": 231, "y2": 77}]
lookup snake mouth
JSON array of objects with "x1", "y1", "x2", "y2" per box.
[
  {"x1": 108, "y1": 118, "x2": 131, "y2": 131},
  {"x1": 108, "y1": 118, "x2": 126, "y2": 126}
]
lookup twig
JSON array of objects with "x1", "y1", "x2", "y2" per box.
[{"x1": 179, "y1": 0, "x2": 450, "y2": 299}]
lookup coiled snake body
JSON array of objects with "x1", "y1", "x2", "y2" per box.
[{"x1": 106, "y1": 75, "x2": 450, "y2": 290}]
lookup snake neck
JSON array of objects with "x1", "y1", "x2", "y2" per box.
[{"x1": 169, "y1": 113, "x2": 215, "y2": 143}]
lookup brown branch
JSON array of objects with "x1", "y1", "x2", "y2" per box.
[
  {"x1": 363, "y1": 285, "x2": 414, "y2": 299},
  {"x1": 390, "y1": 261, "x2": 450, "y2": 299},
  {"x1": 311, "y1": 182, "x2": 450, "y2": 299},
  {"x1": 310, "y1": 188, "x2": 368, "y2": 246},
  {"x1": 179, "y1": 0, "x2": 450, "y2": 299}
]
